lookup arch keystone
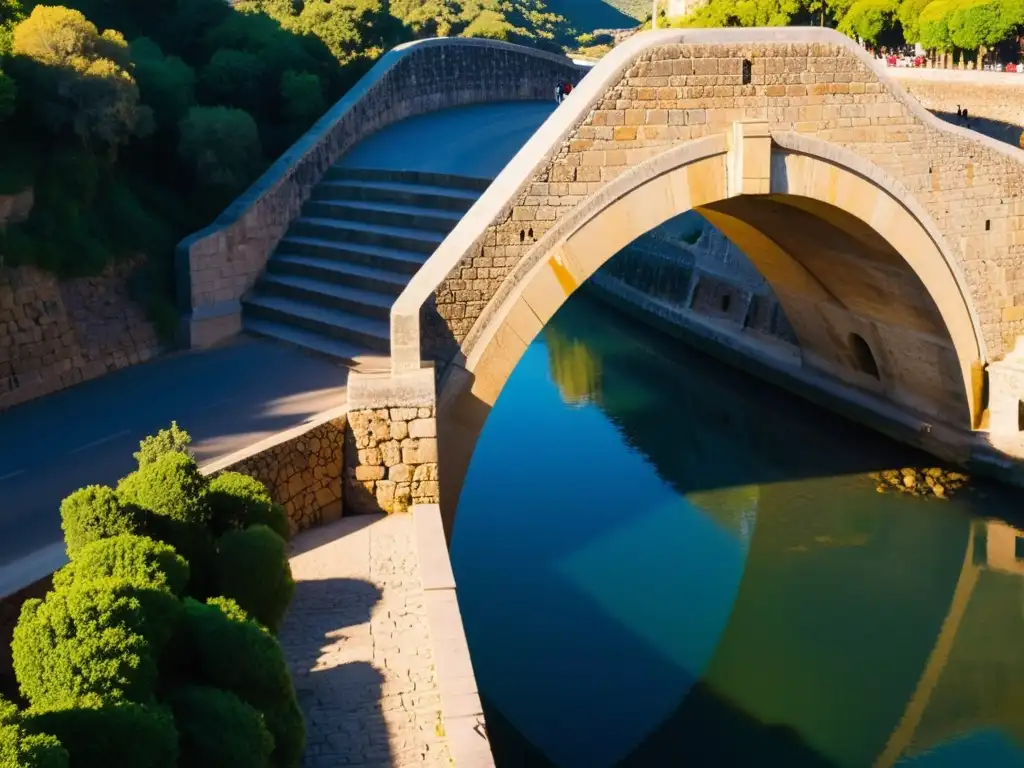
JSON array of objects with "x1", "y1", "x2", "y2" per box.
[{"x1": 727, "y1": 120, "x2": 772, "y2": 197}]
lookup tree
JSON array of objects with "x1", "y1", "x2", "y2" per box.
[
  {"x1": 279, "y1": 69, "x2": 325, "y2": 126},
  {"x1": 838, "y1": 0, "x2": 900, "y2": 44},
  {"x1": 918, "y1": 0, "x2": 959, "y2": 55},
  {"x1": 0, "y1": 69, "x2": 15, "y2": 121},
  {"x1": 898, "y1": 0, "x2": 935, "y2": 42},
  {"x1": 0, "y1": 0, "x2": 25, "y2": 57},
  {"x1": 199, "y1": 49, "x2": 264, "y2": 111},
  {"x1": 948, "y1": 0, "x2": 1018, "y2": 61},
  {"x1": 130, "y1": 40, "x2": 196, "y2": 132},
  {"x1": 177, "y1": 105, "x2": 262, "y2": 192},
  {"x1": 11, "y1": 7, "x2": 144, "y2": 150},
  {"x1": 294, "y1": 0, "x2": 400, "y2": 66}
]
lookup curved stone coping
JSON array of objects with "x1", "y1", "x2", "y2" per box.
[
  {"x1": 389, "y1": 26, "x2": 1024, "y2": 372},
  {"x1": 412, "y1": 503, "x2": 494, "y2": 768},
  {"x1": 175, "y1": 36, "x2": 586, "y2": 330}
]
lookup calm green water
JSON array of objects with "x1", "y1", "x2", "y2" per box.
[{"x1": 449, "y1": 292, "x2": 1024, "y2": 768}]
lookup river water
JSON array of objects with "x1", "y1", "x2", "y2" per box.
[{"x1": 449, "y1": 291, "x2": 1024, "y2": 768}]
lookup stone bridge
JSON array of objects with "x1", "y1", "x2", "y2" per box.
[{"x1": 177, "y1": 27, "x2": 1024, "y2": 530}]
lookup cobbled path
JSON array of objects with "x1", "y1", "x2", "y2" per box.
[{"x1": 280, "y1": 514, "x2": 453, "y2": 767}]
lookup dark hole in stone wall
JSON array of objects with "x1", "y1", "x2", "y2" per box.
[
  {"x1": 720, "y1": 294, "x2": 732, "y2": 313},
  {"x1": 849, "y1": 333, "x2": 880, "y2": 379}
]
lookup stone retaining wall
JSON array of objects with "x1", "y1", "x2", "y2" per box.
[
  {"x1": 889, "y1": 69, "x2": 1024, "y2": 147},
  {"x1": 0, "y1": 262, "x2": 162, "y2": 411},
  {"x1": 177, "y1": 38, "x2": 584, "y2": 349},
  {"x1": 210, "y1": 416, "x2": 347, "y2": 534}
]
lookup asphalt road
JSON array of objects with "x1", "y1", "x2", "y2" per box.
[{"x1": 0, "y1": 337, "x2": 349, "y2": 572}]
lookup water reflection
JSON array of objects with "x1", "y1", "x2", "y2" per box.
[{"x1": 450, "y1": 293, "x2": 1024, "y2": 768}]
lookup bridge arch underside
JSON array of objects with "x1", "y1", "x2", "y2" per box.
[{"x1": 436, "y1": 136, "x2": 986, "y2": 523}]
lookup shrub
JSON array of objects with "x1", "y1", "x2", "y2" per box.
[
  {"x1": 12, "y1": 579, "x2": 181, "y2": 710},
  {"x1": 207, "y1": 472, "x2": 289, "y2": 540},
  {"x1": 214, "y1": 525, "x2": 294, "y2": 633},
  {"x1": 180, "y1": 598, "x2": 304, "y2": 768},
  {"x1": 116, "y1": 451, "x2": 213, "y2": 592},
  {"x1": 199, "y1": 48, "x2": 264, "y2": 110},
  {"x1": 59, "y1": 486, "x2": 145, "y2": 557},
  {"x1": 52, "y1": 535, "x2": 189, "y2": 597},
  {"x1": 280, "y1": 69, "x2": 324, "y2": 125},
  {"x1": 177, "y1": 106, "x2": 261, "y2": 192},
  {"x1": 133, "y1": 422, "x2": 193, "y2": 468},
  {"x1": 24, "y1": 702, "x2": 177, "y2": 768},
  {"x1": 0, "y1": 699, "x2": 68, "y2": 768},
  {"x1": 167, "y1": 686, "x2": 273, "y2": 768},
  {"x1": 0, "y1": 69, "x2": 15, "y2": 122}
]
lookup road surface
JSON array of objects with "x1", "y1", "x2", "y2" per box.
[{"x1": 0, "y1": 100, "x2": 561, "y2": 594}]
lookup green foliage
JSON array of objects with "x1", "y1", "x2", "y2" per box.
[
  {"x1": 59, "y1": 485, "x2": 145, "y2": 557},
  {"x1": 167, "y1": 686, "x2": 274, "y2": 768},
  {"x1": 181, "y1": 598, "x2": 304, "y2": 768},
  {"x1": 12, "y1": 578, "x2": 182, "y2": 710},
  {"x1": 280, "y1": 69, "x2": 325, "y2": 125},
  {"x1": 178, "y1": 105, "x2": 261, "y2": 193},
  {"x1": 838, "y1": 0, "x2": 899, "y2": 44},
  {"x1": 129, "y1": 39, "x2": 196, "y2": 131},
  {"x1": 24, "y1": 702, "x2": 177, "y2": 768},
  {"x1": 948, "y1": 0, "x2": 1017, "y2": 54},
  {"x1": 214, "y1": 525, "x2": 294, "y2": 633},
  {"x1": 0, "y1": 69, "x2": 16, "y2": 121},
  {"x1": 133, "y1": 421, "x2": 193, "y2": 468},
  {"x1": 0, "y1": 701, "x2": 68, "y2": 768},
  {"x1": 206, "y1": 472, "x2": 289, "y2": 540},
  {"x1": 898, "y1": 0, "x2": 934, "y2": 40},
  {"x1": 116, "y1": 451, "x2": 213, "y2": 593},
  {"x1": 11, "y1": 7, "x2": 144, "y2": 151},
  {"x1": 200, "y1": 48, "x2": 264, "y2": 110},
  {"x1": 919, "y1": 0, "x2": 959, "y2": 51},
  {"x1": 53, "y1": 534, "x2": 190, "y2": 596}
]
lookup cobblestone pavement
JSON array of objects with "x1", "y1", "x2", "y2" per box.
[{"x1": 280, "y1": 514, "x2": 453, "y2": 767}]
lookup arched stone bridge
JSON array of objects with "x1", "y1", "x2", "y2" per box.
[{"x1": 177, "y1": 28, "x2": 1024, "y2": 527}]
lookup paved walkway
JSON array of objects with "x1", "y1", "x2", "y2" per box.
[{"x1": 281, "y1": 514, "x2": 453, "y2": 767}]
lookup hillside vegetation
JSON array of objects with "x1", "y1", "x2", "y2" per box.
[{"x1": 0, "y1": 0, "x2": 575, "y2": 340}]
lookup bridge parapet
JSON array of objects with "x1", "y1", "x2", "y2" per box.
[{"x1": 175, "y1": 38, "x2": 583, "y2": 349}]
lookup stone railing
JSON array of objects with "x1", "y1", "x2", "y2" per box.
[
  {"x1": 175, "y1": 38, "x2": 584, "y2": 349},
  {"x1": 388, "y1": 27, "x2": 1024, "y2": 374}
]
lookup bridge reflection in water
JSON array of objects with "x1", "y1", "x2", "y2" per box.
[{"x1": 450, "y1": 292, "x2": 1024, "y2": 768}]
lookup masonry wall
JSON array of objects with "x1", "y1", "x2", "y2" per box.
[
  {"x1": 0, "y1": 262, "x2": 162, "y2": 411},
  {"x1": 177, "y1": 38, "x2": 584, "y2": 347},
  {"x1": 424, "y1": 36, "x2": 1024, "y2": 363},
  {"x1": 889, "y1": 69, "x2": 1024, "y2": 147}
]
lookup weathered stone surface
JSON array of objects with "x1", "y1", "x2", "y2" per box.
[
  {"x1": 177, "y1": 38, "x2": 582, "y2": 339},
  {"x1": 0, "y1": 187, "x2": 34, "y2": 228},
  {"x1": 216, "y1": 417, "x2": 346, "y2": 535},
  {"x1": 0, "y1": 261, "x2": 162, "y2": 411},
  {"x1": 346, "y1": 405, "x2": 439, "y2": 514}
]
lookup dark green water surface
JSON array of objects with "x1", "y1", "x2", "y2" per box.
[{"x1": 449, "y1": 292, "x2": 1024, "y2": 768}]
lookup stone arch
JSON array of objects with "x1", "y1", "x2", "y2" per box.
[{"x1": 433, "y1": 130, "x2": 988, "y2": 524}]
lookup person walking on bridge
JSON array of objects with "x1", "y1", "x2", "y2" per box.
[{"x1": 555, "y1": 80, "x2": 564, "y2": 104}]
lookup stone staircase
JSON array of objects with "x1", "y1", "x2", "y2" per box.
[{"x1": 242, "y1": 167, "x2": 491, "y2": 366}]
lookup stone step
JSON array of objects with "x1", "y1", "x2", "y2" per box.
[
  {"x1": 243, "y1": 294, "x2": 390, "y2": 354},
  {"x1": 243, "y1": 318, "x2": 389, "y2": 369},
  {"x1": 256, "y1": 273, "x2": 393, "y2": 320},
  {"x1": 269, "y1": 254, "x2": 409, "y2": 295},
  {"x1": 289, "y1": 217, "x2": 444, "y2": 256},
  {"x1": 277, "y1": 236, "x2": 427, "y2": 275},
  {"x1": 303, "y1": 199, "x2": 463, "y2": 235},
  {"x1": 310, "y1": 180, "x2": 479, "y2": 213},
  {"x1": 325, "y1": 166, "x2": 492, "y2": 193}
]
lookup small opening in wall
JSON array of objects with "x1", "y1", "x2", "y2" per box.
[
  {"x1": 528, "y1": 228, "x2": 534, "y2": 239},
  {"x1": 849, "y1": 333, "x2": 880, "y2": 379},
  {"x1": 928, "y1": 166, "x2": 932, "y2": 174},
  {"x1": 519, "y1": 229, "x2": 525, "y2": 243},
  {"x1": 1016, "y1": 535, "x2": 1024, "y2": 561},
  {"x1": 1018, "y1": 400, "x2": 1024, "y2": 431},
  {"x1": 985, "y1": 219, "x2": 991, "y2": 231},
  {"x1": 720, "y1": 294, "x2": 732, "y2": 313},
  {"x1": 742, "y1": 59, "x2": 752, "y2": 85}
]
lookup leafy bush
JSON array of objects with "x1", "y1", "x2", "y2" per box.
[
  {"x1": 130, "y1": 40, "x2": 196, "y2": 131},
  {"x1": 167, "y1": 686, "x2": 274, "y2": 768},
  {"x1": 200, "y1": 48, "x2": 264, "y2": 110},
  {"x1": 116, "y1": 451, "x2": 213, "y2": 592},
  {"x1": 59, "y1": 486, "x2": 145, "y2": 557},
  {"x1": 12, "y1": 579, "x2": 182, "y2": 710},
  {"x1": 214, "y1": 525, "x2": 294, "y2": 633},
  {"x1": 181, "y1": 598, "x2": 304, "y2": 768},
  {"x1": 0, "y1": 69, "x2": 15, "y2": 122},
  {"x1": 178, "y1": 105, "x2": 261, "y2": 192},
  {"x1": 207, "y1": 472, "x2": 289, "y2": 540},
  {"x1": 24, "y1": 702, "x2": 177, "y2": 768},
  {"x1": 52, "y1": 535, "x2": 190, "y2": 596},
  {"x1": 0, "y1": 699, "x2": 68, "y2": 768},
  {"x1": 280, "y1": 69, "x2": 324, "y2": 125},
  {"x1": 133, "y1": 421, "x2": 193, "y2": 468}
]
